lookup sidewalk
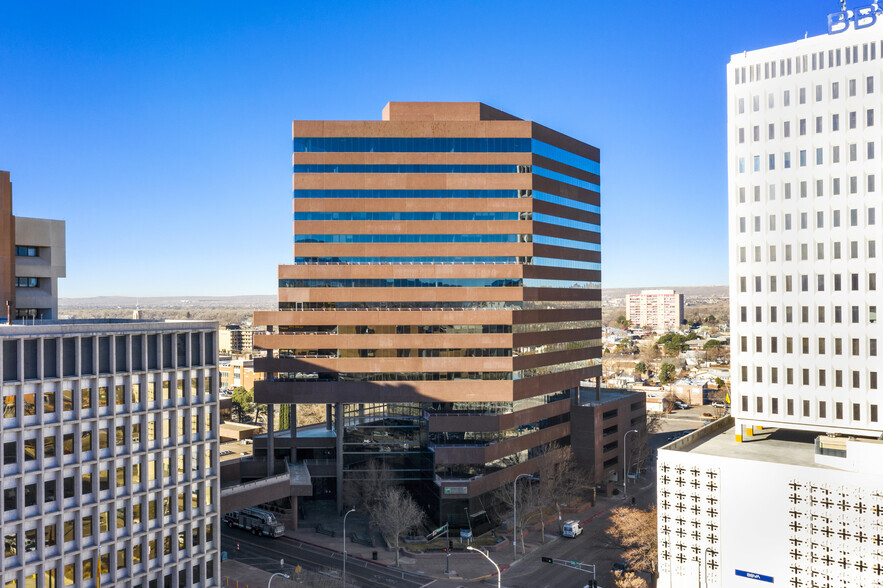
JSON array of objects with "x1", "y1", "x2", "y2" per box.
[
  {"x1": 219, "y1": 471, "x2": 658, "y2": 587},
  {"x1": 281, "y1": 492, "x2": 644, "y2": 584}
]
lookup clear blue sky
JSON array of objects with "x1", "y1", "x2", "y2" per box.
[{"x1": 0, "y1": 1, "x2": 843, "y2": 297}]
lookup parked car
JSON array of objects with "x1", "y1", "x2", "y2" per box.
[
  {"x1": 674, "y1": 401, "x2": 690, "y2": 410},
  {"x1": 562, "y1": 520, "x2": 583, "y2": 537},
  {"x1": 711, "y1": 401, "x2": 726, "y2": 408},
  {"x1": 612, "y1": 562, "x2": 631, "y2": 572}
]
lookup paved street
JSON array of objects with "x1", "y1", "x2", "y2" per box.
[
  {"x1": 219, "y1": 411, "x2": 716, "y2": 587},
  {"x1": 221, "y1": 527, "x2": 433, "y2": 587}
]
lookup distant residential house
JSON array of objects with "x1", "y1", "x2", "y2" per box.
[{"x1": 671, "y1": 378, "x2": 710, "y2": 405}]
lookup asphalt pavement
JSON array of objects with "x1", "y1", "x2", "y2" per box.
[{"x1": 219, "y1": 411, "x2": 708, "y2": 587}]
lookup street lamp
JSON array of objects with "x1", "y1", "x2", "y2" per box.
[
  {"x1": 623, "y1": 429, "x2": 638, "y2": 500},
  {"x1": 342, "y1": 507, "x2": 356, "y2": 586},
  {"x1": 467, "y1": 546, "x2": 501, "y2": 588},
  {"x1": 268, "y1": 572, "x2": 290, "y2": 587},
  {"x1": 513, "y1": 473, "x2": 538, "y2": 560}
]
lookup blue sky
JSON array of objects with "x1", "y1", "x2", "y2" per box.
[{"x1": 0, "y1": 1, "x2": 845, "y2": 297}]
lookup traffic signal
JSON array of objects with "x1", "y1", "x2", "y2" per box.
[
  {"x1": 541, "y1": 557, "x2": 553, "y2": 564},
  {"x1": 588, "y1": 581, "x2": 598, "y2": 588},
  {"x1": 448, "y1": 540, "x2": 453, "y2": 550}
]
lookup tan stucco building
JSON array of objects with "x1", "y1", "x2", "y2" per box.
[{"x1": 0, "y1": 171, "x2": 66, "y2": 321}]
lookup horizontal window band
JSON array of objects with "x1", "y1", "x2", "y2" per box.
[
  {"x1": 294, "y1": 212, "x2": 521, "y2": 221},
  {"x1": 294, "y1": 164, "x2": 523, "y2": 173},
  {"x1": 294, "y1": 189, "x2": 523, "y2": 199}
]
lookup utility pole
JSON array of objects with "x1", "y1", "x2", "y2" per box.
[
  {"x1": 623, "y1": 429, "x2": 638, "y2": 499},
  {"x1": 445, "y1": 520, "x2": 450, "y2": 575}
]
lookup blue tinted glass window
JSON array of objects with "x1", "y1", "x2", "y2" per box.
[
  {"x1": 533, "y1": 235, "x2": 600, "y2": 251},
  {"x1": 295, "y1": 234, "x2": 521, "y2": 244},
  {"x1": 531, "y1": 140, "x2": 599, "y2": 174},
  {"x1": 294, "y1": 257, "x2": 518, "y2": 265},
  {"x1": 531, "y1": 257, "x2": 600, "y2": 271},
  {"x1": 533, "y1": 167, "x2": 600, "y2": 191},
  {"x1": 294, "y1": 212, "x2": 519, "y2": 221},
  {"x1": 532, "y1": 191, "x2": 600, "y2": 214},
  {"x1": 293, "y1": 190, "x2": 522, "y2": 199},
  {"x1": 533, "y1": 213, "x2": 599, "y2": 233},
  {"x1": 294, "y1": 164, "x2": 519, "y2": 173},
  {"x1": 279, "y1": 277, "x2": 597, "y2": 288},
  {"x1": 293, "y1": 137, "x2": 531, "y2": 153}
]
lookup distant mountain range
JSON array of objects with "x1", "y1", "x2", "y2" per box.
[{"x1": 59, "y1": 295, "x2": 277, "y2": 309}]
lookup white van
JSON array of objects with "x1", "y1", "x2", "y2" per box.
[{"x1": 562, "y1": 520, "x2": 582, "y2": 537}]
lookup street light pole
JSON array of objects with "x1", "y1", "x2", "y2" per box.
[
  {"x1": 513, "y1": 473, "x2": 537, "y2": 561},
  {"x1": 268, "y1": 572, "x2": 290, "y2": 587},
  {"x1": 467, "y1": 546, "x2": 501, "y2": 588},
  {"x1": 623, "y1": 429, "x2": 638, "y2": 500},
  {"x1": 342, "y1": 507, "x2": 355, "y2": 586}
]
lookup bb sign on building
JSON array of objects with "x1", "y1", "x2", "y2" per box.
[{"x1": 828, "y1": 3, "x2": 882, "y2": 33}]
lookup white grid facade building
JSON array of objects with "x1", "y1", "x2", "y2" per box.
[
  {"x1": 0, "y1": 321, "x2": 221, "y2": 588},
  {"x1": 729, "y1": 18, "x2": 883, "y2": 437}
]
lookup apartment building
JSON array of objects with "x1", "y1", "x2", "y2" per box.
[
  {"x1": 1, "y1": 171, "x2": 66, "y2": 321},
  {"x1": 658, "y1": 11, "x2": 883, "y2": 587},
  {"x1": 218, "y1": 326, "x2": 266, "y2": 356},
  {"x1": 218, "y1": 358, "x2": 263, "y2": 391},
  {"x1": 625, "y1": 289, "x2": 683, "y2": 331},
  {"x1": 0, "y1": 320, "x2": 220, "y2": 587},
  {"x1": 253, "y1": 102, "x2": 601, "y2": 524}
]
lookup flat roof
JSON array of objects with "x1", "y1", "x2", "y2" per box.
[
  {"x1": 219, "y1": 422, "x2": 262, "y2": 432},
  {"x1": 219, "y1": 440, "x2": 253, "y2": 462},
  {"x1": 663, "y1": 419, "x2": 829, "y2": 470},
  {"x1": 0, "y1": 319, "x2": 217, "y2": 335},
  {"x1": 577, "y1": 387, "x2": 643, "y2": 407}
]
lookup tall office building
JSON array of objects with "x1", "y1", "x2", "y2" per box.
[
  {"x1": 658, "y1": 13, "x2": 883, "y2": 587},
  {"x1": 254, "y1": 102, "x2": 601, "y2": 523},
  {"x1": 1, "y1": 321, "x2": 221, "y2": 588},
  {"x1": 625, "y1": 289, "x2": 684, "y2": 331}
]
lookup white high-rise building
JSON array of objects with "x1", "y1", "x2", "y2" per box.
[
  {"x1": 658, "y1": 10, "x2": 883, "y2": 588},
  {"x1": 625, "y1": 289, "x2": 684, "y2": 331},
  {"x1": 730, "y1": 12, "x2": 883, "y2": 438}
]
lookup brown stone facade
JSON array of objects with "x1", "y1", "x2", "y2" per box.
[
  {"x1": 0, "y1": 172, "x2": 14, "y2": 321},
  {"x1": 254, "y1": 102, "x2": 600, "y2": 525}
]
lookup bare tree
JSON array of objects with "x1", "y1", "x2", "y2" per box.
[
  {"x1": 606, "y1": 506, "x2": 658, "y2": 588},
  {"x1": 662, "y1": 392, "x2": 678, "y2": 414},
  {"x1": 614, "y1": 571, "x2": 649, "y2": 588},
  {"x1": 535, "y1": 445, "x2": 592, "y2": 540},
  {"x1": 491, "y1": 473, "x2": 542, "y2": 554},
  {"x1": 342, "y1": 458, "x2": 394, "y2": 515},
  {"x1": 371, "y1": 486, "x2": 424, "y2": 566}
]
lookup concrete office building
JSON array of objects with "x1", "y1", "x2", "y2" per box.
[
  {"x1": 658, "y1": 13, "x2": 883, "y2": 587},
  {"x1": 1, "y1": 171, "x2": 66, "y2": 322},
  {"x1": 0, "y1": 321, "x2": 221, "y2": 588},
  {"x1": 625, "y1": 289, "x2": 683, "y2": 331},
  {"x1": 253, "y1": 102, "x2": 601, "y2": 524}
]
